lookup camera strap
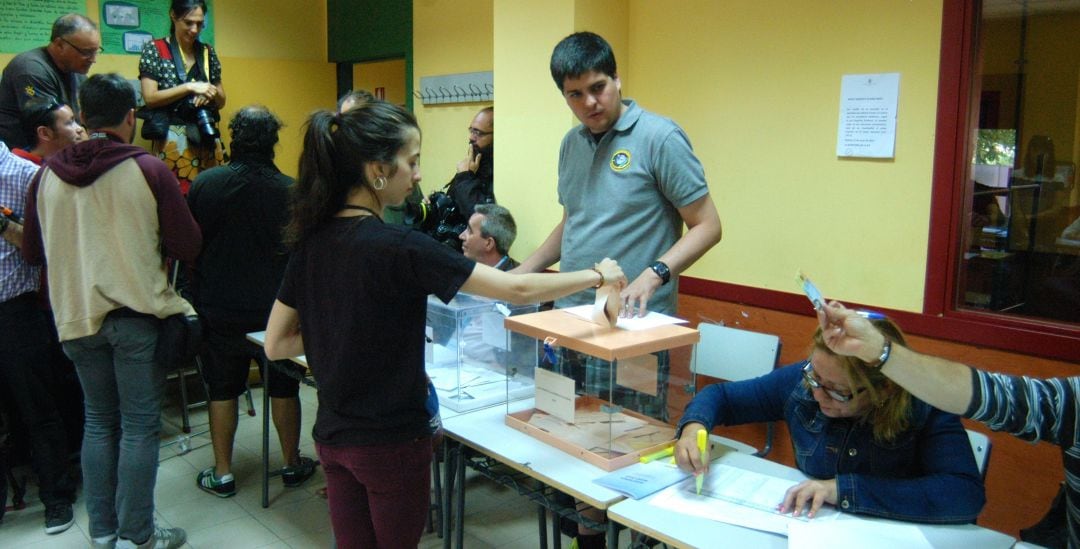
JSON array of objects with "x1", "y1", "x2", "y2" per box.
[{"x1": 164, "y1": 36, "x2": 209, "y2": 84}]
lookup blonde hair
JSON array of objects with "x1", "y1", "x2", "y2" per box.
[{"x1": 810, "y1": 319, "x2": 912, "y2": 443}]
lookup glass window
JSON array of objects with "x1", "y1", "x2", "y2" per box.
[{"x1": 955, "y1": 1, "x2": 1080, "y2": 325}]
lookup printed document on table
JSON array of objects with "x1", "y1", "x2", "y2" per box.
[
  {"x1": 648, "y1": 463, "x2": 838, "y2": 535},
  {"x1": 560, "y1": 306, "x2": 689, "y2": 331},
  {"x1": 594, "y1": 459, "x2": 690, "y2": 500}
]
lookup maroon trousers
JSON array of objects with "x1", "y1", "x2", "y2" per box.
[{"x1": 317, "y1": 437, "x2": 432, "y2": 548}]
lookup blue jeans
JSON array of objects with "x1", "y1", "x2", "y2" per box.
[{"x1": 64, "y1": 312, "x2": 164, "y2": 542}]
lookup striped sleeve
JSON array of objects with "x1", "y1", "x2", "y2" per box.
[{"x1": 966, "y1": 370, "x2": 1078, "y2": 448}]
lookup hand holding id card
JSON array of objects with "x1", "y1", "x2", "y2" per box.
[{"x1": 796, "y1": 270, "x2": 825, "y2": 311}]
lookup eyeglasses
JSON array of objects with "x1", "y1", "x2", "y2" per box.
[
  {"x1": 467, "y1": 127, "x2": 493, "y2": 138},
  {"x1": 801, "y1": 360, "x2": 864, "y2": 403},
  {"x1": 60, "y1": 36, "x2": 104, "y2": 58}
]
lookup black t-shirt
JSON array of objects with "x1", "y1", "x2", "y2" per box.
[
  {"x1": 0, "y1": 48, "x2": 83, "y2": 149},
  {"x1": 277, "y1": 216, "x2": 475, "y2": 446},
  {"x1": 187, "y1": 160, "x2": 292, "y2": 326}
]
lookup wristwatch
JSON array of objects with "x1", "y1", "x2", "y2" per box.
[
  {"x1": 869, "y1": 339, "x2": 892, "y2": 369},
  {"x1": 649, "y1": 261, "x2": 671, "y2": 285}
]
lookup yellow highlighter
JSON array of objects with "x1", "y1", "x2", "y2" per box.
[
  {"x1": 639, "y1": 446, "x2": 675, "y2": 464},
  {"x1": 696, "y1": 429, "x2": 708, "y2": 495}
]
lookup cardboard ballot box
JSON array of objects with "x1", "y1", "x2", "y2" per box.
[
  {"x1": 503, "y1": 307, "x2": 698, "y2": 471},
  {"x1": 425, "y1": 293, "x2": 538, "y2": 413}
]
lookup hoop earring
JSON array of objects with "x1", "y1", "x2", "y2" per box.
[{"x1": 373, "y1": 176, "x2": 387, "y2": 191}]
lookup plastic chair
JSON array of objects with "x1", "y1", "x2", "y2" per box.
[
  {"x1": 966, "y1": 429, "x2": 992, "y2": 481},
  {"x1": 690, "y1": 323, "x2": 781, "y2": 457}
]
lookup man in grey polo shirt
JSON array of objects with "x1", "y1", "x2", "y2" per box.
[
  {"x1": 516, "y1": 31, "x2": 722, "y2": 549},
  {"x1": 517, "y1": 30, "x2": 722, "y2": 416}
]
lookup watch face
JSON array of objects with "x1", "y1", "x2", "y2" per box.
[{"x1": 651, "y1": 261, "x2": 670, "y2": 283}]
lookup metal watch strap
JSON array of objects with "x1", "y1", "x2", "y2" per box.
[{"x1": 870, "y1": 339, "x2": 892, "y2": 369}]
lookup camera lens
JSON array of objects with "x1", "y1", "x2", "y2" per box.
[{"x1": 194, "y1": 109, "x2": 218, "y2": 140}]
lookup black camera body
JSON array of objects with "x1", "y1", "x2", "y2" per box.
[
  {"x1": 405, "y1": 191, "x2": 467, "y2": 250},
  {"x1": 174, "y1": 97, "x2": 220, "y2": 146}
]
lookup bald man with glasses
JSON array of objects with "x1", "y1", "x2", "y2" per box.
[{"x1": 0, "y1": 14, "x2": 101, "y2": 149}]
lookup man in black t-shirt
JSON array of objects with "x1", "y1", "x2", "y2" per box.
[
  {"x1": 0, "y1": 14, "x2": 99, "y2": 149},
  {"x1": 187, "y1": 106, "x2": 316, "y2": 498}
]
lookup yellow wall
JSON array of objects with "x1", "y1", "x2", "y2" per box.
[
  {"x1": 574, "y1": 0, "x2": 629, "y2": 91},
  {"x1": 627, "y1": 1, "x2": 944, "y2": 310},
  {"x1": 353, "y1": 59, "x2": 407, "y2": 105},
  {"x1": 484, "y1": 1, "x2": 946, "y2": 311},
  {"x1": 413, "y1": 0, "x2": 493, "y2": 197},
  {"x1": 1, "y1": 0, "x2": 334, "y2": 178}
]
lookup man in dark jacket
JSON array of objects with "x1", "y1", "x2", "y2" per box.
[
  {"x1": 446, "y1": 106, "x2": 494, "y2": 216},
  {"x1": 186, "y1": 106, "x2": 315, "y2": 499}
]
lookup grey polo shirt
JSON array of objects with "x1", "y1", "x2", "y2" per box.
[{"x1": 556, "y1": 99, "x2": 710, "y2": 315}]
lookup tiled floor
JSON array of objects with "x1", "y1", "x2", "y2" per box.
[{"x1": 1, "y1": 380, "x2": 591, "y2": 548}]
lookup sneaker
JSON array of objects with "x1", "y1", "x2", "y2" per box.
[
  {"x1": 196, "y1": 467, "x2": 236, "y2": 498},
  {"x1": 124, "y1": 526, "x2": 186, "y2": 549},
  {"x1": 281, "y1": 455, "x2": 318, "y2": 488},
  {"x1": 44, "y1": 503, "x2": 74, "y2": 534},
  {"x1": 91, "y1": 534, "x2": 117, "y2": 549}
]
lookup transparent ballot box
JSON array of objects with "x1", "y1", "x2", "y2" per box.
[
  {"x1": 503, "y1": 308, "x2": 698, "y2": 471},
  {"x1": 425, "y1": 293, "x2": 538, "y2": 412}
]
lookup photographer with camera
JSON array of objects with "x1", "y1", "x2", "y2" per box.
[
  {"x1": 448, "y1": 106, "x2": 494, "y2": 216},
  {"x1": 403, "y1": 107, "x2": 494, "y2": 250},
  {"x1": 138, "y1": 0, "x2": 225, "y2": 194}
]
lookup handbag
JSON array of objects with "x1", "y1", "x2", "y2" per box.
[
  {"x1": 137, "y1": 107, "x2": 171, "y2": 141},
  {"x1": 155, "y1": 310, "x2": 203, "y2": 371}
]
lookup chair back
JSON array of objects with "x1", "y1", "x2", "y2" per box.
[
  {"x1": 690, "y1": 323, "x2": 781, "y2": 457},
  {"x1": 966, "y1": 429, "x2": 992, "y2": 481},
  {"x1": 692, "y1": 323, "x2": 780, "y2": 381}
]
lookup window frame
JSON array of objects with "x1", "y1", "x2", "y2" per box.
[{"x1": 924, "y1": 0, "x2": 1079, "y2": 361}]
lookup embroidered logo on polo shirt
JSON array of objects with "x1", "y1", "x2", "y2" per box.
[
  {"x1": 610, "y1": 149, "x2": 631, "y2": 172},
  {"x1": 24, "y1": 85, "x2": 36, "y2": 97}
]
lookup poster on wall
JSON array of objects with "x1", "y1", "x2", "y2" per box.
[
  {"x1": 99, "y1": 0, "x2": 214, "y2": 55},
  {"x1": 836, "y1": 73, "x2": 900, "y2": 159},
  {"x1": 0, "y1": 0, "x2": 86, "y2": 53}
]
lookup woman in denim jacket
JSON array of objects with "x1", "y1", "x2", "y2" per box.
[{"x1": 675, "y1": 319, "x2": 985, "y2": 524}]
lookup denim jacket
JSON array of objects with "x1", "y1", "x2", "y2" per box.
[{"x1": 678, "y1": 362, "x2": 985, "y2": 524}]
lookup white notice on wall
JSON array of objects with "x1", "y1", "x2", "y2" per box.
[{"x1": 836, "y1": 73, "x2": 900, "y2": 158}]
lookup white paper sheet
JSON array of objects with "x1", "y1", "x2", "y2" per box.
[
  {"x1": 560, "y1": 306, "x2": 689, "y2": 331},
  {"x1": 836, "y1": 72, "x2": 900, "y2": 158},
  {"x1": 788, "y1": 519, "x2": 931, "y2": 549},
  {"x1": 648, "y1": 465, "x2": 837, "y2": 535},
  {"x1": 534, "y1": 368, "x2": 576, "y2": 423}
]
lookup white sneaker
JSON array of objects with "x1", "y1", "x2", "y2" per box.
[
  {"x1": 116, "y1": 526, "x2": 187, "y2": 549},
  {"x1": 91, "y1": 534, "x2": 117, "y2": 549}
]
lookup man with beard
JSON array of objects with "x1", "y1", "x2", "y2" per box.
[{"x1": 447, "y1": 106, "x2": 494, "y2": 215}]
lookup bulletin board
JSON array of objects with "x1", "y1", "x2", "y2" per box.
[
  {"x1": 0, "y1": 0, "x2": 86, "y2": 53},
  {"x1": 100, "y1": 0, "x2": 215, "y2": 55}
]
